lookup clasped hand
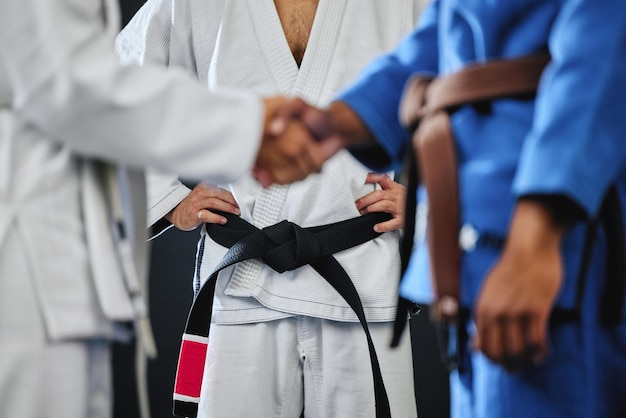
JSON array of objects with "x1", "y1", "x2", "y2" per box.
[{"x1": 253, "y1": 96, "x2": 343, "y2": 187}]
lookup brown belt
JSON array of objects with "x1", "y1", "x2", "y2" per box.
[{"x1": 399, "y1": 53, "x2": 550, "y2": 321}]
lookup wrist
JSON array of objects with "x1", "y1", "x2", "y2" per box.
[
  {"x1": 326, "y1": 101, "x2": 374, "y2": 147},
  {"x1": 506, "y1": 199, "x2": 566, "y2": 256},
  {"x1": 164, "y1": 208, "x2": 176, "y2": 225}
]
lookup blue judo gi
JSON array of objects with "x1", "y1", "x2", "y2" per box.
[{"x1": 337, "y1": 0, "x2": 626, "y2": 417}]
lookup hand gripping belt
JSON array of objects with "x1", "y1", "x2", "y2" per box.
[{"x1": 172, "y1": 211, "x2": 395, "y2": 418}]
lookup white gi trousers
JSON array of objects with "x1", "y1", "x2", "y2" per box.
[
  {"x1": 0, "y1": 224, "x2": 112, "y2": 418},
  {"x1": 199, "y1": 316, "x2": 417, "y2": 418}
]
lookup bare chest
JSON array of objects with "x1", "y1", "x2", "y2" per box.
[{"x1": 273, "y1": 0, "x2": 319, "y2": 66}]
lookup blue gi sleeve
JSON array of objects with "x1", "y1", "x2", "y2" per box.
[
  {"x1": 513, "y1": 0, "x2": 626, "y2": 217},
  {"x1": 335, "y1": 0, "x2": 440, "y2": 172}
]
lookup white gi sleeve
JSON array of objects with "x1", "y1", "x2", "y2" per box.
[{"x1": 0, "y1": 0, "x2": 263, "y2": 185}]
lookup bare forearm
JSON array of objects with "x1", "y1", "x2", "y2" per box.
[
  {"x1": 506, "y1": 198, "x2": 569, "y2": 257},
  {"x1": 325, "y1": 101, "x2": 376, "y2": 148}
]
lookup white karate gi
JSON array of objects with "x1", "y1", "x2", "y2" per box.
[
  {"x1": 0, "y1": 0, "x2": 267, "y2": 416},
  {"x1": 117, "y1": 0, "x2": 427, "y2": 416}
]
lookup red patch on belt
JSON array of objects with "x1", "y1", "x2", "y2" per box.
[{"x1": 174, "y1": 339, "x2": 208, "y2": 398}]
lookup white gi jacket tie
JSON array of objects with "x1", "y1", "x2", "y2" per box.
[{"x1": 81, "y1": 161, "x2": 157, "y2": 418}]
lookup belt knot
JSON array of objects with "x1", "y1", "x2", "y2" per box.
[{"x1": 260, "y1": 221, "x2": 321, "y2": 272}]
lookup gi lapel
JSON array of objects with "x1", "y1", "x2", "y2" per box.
[
  {"x1": 246, "y1": 0, "x2": 299, "y2": 95},
  {"x1": 291, "y1": 0, "x2": 347, "y2": 103}
]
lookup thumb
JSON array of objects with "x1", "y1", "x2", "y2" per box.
[
  {"x1": 252, "y1": 167, "x2": 274, "y2": 188},
  {"x1": 267, "y1": 98, "x2": 310, "y2": 136}
]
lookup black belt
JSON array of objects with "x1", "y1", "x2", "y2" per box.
[{"x1": 172, "y1": 211, "x2": 394, "y2": 418}]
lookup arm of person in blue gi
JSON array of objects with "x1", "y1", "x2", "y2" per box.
[
  {"x1": 261, "y1": 0, "x2": 626, "y2": 371},
  {"x1": 256, "y1": 0, "x2": 441, "y2": 180}
]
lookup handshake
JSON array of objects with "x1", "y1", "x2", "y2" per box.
[{"x1": 253, "y1": 96, "x2": 375, "y2": 187}]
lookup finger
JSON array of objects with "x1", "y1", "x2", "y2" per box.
[
  {"x1": 257, "y1": 144, "x2": 305, "y2": 186},
  {"x1": 525, "y1": 314, "x2": 549, "y2": 364},
  {"x1": 197, "y1": 209, "x2": 228, "y2": 225},
  {"x1": 268, "y1": 114, "x2": 290, "y2": 137},
  {"x1": 299, "y1": 105, "x2": 333, "y2": 139},
  {"x1": 483, "y1": 321, "x2": 504, "y2": 363},
  {"x1": 366, "y1": 174, "x2": 405, "y2": 198},
  {"x1": 358, "y1": 198, "x2": 395, "y2": 215},
  {"x1": 355, "y1": 190, "x2": 384, "y2": 212},
  {"x1": 502, "y1": 320, "x2": 527, "y2": 372},
  {"x1": 373, "y1": 218, "x2": 402, "y2": 233},
  {"x1": 259, "y1": 117, "x2": 331, "y2": 185},
  {"x1": 475, "y1": 309, "x2": 504, "y2": 363},
  {"x1": 206, "y1": 187, "x2": 239, "y2": 208},
  {"x1": 253, "y1": 167, "x2": 274, "y2": 188},
  {"x1": 280, "y1": 121, "x2": 315, "y2": 181},
  {"x1": 365, "y1": 172, "x2": 392, "y2": 187},
  {"x1": 191, "y1": 186, "x2": 236, "y2": 206},
  {"x1": 198, "y1": 197, "x2": 240, "y2": 215},
  {"x1": 316, "y1": 135, "x2": 344, "y2": 161},
  {"x1": 300, "y1": 134, "x2": 342, "y2": 174},
  {"x1": 267, "y1": 98, "x2": 310, "y2": 136},
  {"x1": 266, "y1": 153, "x2": 307, "y2": 185},
  {"x1": 170, "y1": 207, "x2": 203, "y2": 231},
  {"x1": 281, "y1": 97, "x2": 310, "y2": 119},
  {"x1": 503, "y1": 316, "x2": 525, "y2": 357},
  {"x1": 299, "y1": 136, "x2": 323, "y2": 175}
]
